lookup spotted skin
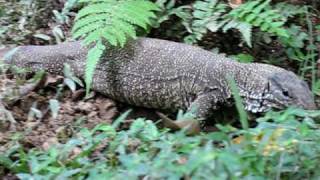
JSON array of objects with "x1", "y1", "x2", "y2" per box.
[{"x1": 5, "y1": 38, "x2": 317, "y2": 122}]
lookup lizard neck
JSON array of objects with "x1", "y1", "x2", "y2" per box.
[{"x1": 227, "y1": 62, "x2": 271, "y2": 113}]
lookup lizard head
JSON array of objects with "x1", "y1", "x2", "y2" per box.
[{"x1": 264, "y1": 71, "x2": 316, "y2": 111}]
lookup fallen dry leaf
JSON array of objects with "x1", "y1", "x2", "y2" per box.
[{"x1": 228, "y1": 0, "x2": 243, "y2": 8}]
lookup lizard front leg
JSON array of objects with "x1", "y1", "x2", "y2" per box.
[
  {"x1": 158, "y1": 93, "x2": 219, "y2": 135},
  {"x1": 187, "y1": 93, "x2": 218, "y2": 128}
]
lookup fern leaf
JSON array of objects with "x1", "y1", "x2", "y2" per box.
[
  {"x1": 120, "y1": 3, "x2": 155, "y2": 28},
  {"x1": 237, "y1": 23, "x2": 252, "y2": 47},
  {"x1": 245, "y1": 14, "x2": 257, "y2": 23},
  {"x1": 186, "y1": 0, "x2": 227, "y2": 44},
  {"x1": 113, "y1": 10, "x2": 149, "y2": 29},
  {"x1": 222, "y1": 20, "x2": 252, "y2": 47},
  {"x1": 105, "y1": 25, "x2": 127, "y2": 47},
  {"x1": 72, "y1": 14, "x2": 110, "y2": 33},
  {"x1": 73, "y1": 21, "x2": 104, "y2": 39},
  {"x1": 128, "y1": 1, "x2": 159, "y2": 12},
  {"x1": 111, "y1": 18, "x2": 137, "y2": 39},
  {"x1": 83, "y1": 29, "x2": 102, "y2": 45},
  {"x1": 236, "y1": 1, "x2": 260, "y2": 18},
  {"x1": 76, "y1": 3, "x2": 114, "y2": 20},
  {"x1": 85, "y1": 40, "x2": 105, "y2": 94},
  {"x1": 101, "y1": 33, "x2": 118, "y2": 46},
  {"x1": 253, "y1": 0, "x2": 271, "y2": 14},
  {"x1": 73, "y1": 0, "x2": 159, "y2": 94},
  {"x1": 228, "y1": 0, "x2": 288, "y2": 38},
  {"x1": 74, "y1": 0, "x2": 158, "y2": 45}
]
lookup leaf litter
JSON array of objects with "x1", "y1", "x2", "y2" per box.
[{"x1": 0, "y1": 70, "x2": 118, "y2": 150}]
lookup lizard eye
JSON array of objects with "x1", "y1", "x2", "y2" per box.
[{"x1": 282, "y1": 90, "x2": 290, "y2": 97}]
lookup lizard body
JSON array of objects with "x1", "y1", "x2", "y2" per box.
[{"x1": 4, "y1": 38, "x2": 316, "y2": 121}]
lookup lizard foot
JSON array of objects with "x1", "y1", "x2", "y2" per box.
[{"x1": 156, "y1": 112, "x2": 201, "y2": 135}]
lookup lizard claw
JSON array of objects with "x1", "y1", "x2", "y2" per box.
[{"x1": 156, "y1": 112, "x2": 201, "y2": 135}]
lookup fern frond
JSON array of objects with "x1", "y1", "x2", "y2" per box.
[
  {"x1": 72, "y1": 14, "x2": 109, "y2": 32},
  {"x1": 85, "y1": 40, "x2": 105, "y2": 95},
  {"x1": 185, "y1": 0, "x2": 227, "y2": 44},
  {"x1": 222, "y1": 20, "x2": 252, "y2": 47},
  {"x1": 114, "y1": 20, "x2": 137, "y2": 39},
  {"x1": 73, "y1": 21, "x2": 104, "y2": 39},
  {"x1": 275, "y1": 2, "x2": 305, "y2": 20},
  {"x1": 105, "y1": 25, "x2": 127, "y2": 47},
  {"x1": 228, "y1": 0, "x2": 289, "y2": 38},
  {"x1": 73, "y1": 0, "x2": 158, "y2": 45},
  {"x1": 73, "y1": 0, "x2": 159, "y2": 94}
]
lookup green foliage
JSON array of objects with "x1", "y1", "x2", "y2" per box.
[
  {"x1": 181, "y1": 0, "x2": 251, "y2": 45},
  {"x1": 2, "y1": 108, "x2": 320, "y2": 179},
  {"x1": 274, "y1": 2, "x2": 306, "y2": 20},
  {"x1": 227, "y1": 76, "x2": 248, "y2": 130},
  {"x1": 219, "y1": 19, "x2": 253, "y2": 47},
  {"x1": 181, "y1": 0, "x2": 288, "y2": 47},
  {"x1": 221, "y1": 0, "x2": 288, "y2": 47},
  {"x1": 51, "y1": 0, "x2": 79, "y2": 43},
  {"x1": 280, "y1": 25, "x2": 309, "y2": 61},
  {"x1": 72, "y1": 0, "x2": 159, "y2": 94},
  {"x1": 184, "y1": 0, "x2": 227, "y2": 44},
  {"x1": 0, "y1": 1, "x2": 50, "y2": 45},
  {"x1": 1, "y1": 1, "x2": 320, "y2": 178},
  {"x1": 154, "y1": 0, "x2": 191, "y2": 27},
  {"x1": 84, "y1": 40, "x2": 105, "y2": 94},
  {"x1": 174, "y1": 0, "x2": 293, "y2": 47},
  {"x1": 228, "y1": 0, "x2": 288, "y2": 37},
  {"x1": 233, "y1": 53, "x2": 254, "y2": 63},
  {"x1": 53, "y1": 0, "x2": 79, "y2": 25}
]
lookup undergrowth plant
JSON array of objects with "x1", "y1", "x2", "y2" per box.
[
  {"x1": 72, "y1": 0, "x2": 159, "y2": 94},
  {"x1": 2, "y1": 108, "x2": 320, "y2": 179},
  {"x1": 227, "y1": 0, "x2": 288, "y2": 38},
  {"x1": 218, "y1": 0, "x2": 289, "y2": 47},
  {"x1": 0, "y1": 0, "x2": 53, "y2": 45},
  {"x1": 183, "y1": 0, "x2": 227, "y2": 44},
  {"x1": 183, "y1": 0, "x2": 289, "y2": 47}
]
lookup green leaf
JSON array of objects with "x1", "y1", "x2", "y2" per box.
[
  {"x1": 49, "y1": 99, "x2": 60, "y2": 119},
  {"x1": 63, "y1": 63, "x2": 84, "y2": 87},
  {"x1": 112, "y1": 110, "x2": 132, "y2": 128},
  {"x1": 234, "y1": 53, "x2": 254, "y2": 63},
  {"x1": 64, "y1": 78, "x2": 77, "y2": 92},
  {"x1": 33, "y1": 34, "x2": 51, "y2": 41},
  {"x1": 0, "y1": 155, "x2": 14, "y2": 169},
  {"x1": 73, "y1": 0, "x2": 159, "y2": 92},
  {"x1": 84, "y1": 40, "x2": 105, "y2": 95},
  {"x1": 275, "y1": 28, "x2": 289, "y2": 38},
  {"x1": 227, "y1": 0, "x2": 287, "y2": 40}
]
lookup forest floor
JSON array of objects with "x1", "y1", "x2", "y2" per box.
[{"x1": 0, "y1": 70, "x2": 166, "y2": 150}]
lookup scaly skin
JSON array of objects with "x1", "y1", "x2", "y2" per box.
[{"x1": 4, "y1": 38, "x2": 317, "y2": 121}]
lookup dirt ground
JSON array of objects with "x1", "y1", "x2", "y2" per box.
[
  {"x1": 0, "y1": 68, "x2": 195, "y2": 151},
  {"x1": 0, "y1": 65, "x2": 229, "y2": 151},
  {"x1": 0, "y1": 72, "x2": 115, "y2": 148}
]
